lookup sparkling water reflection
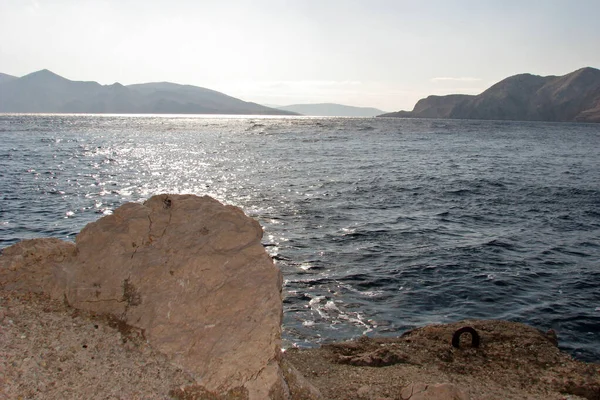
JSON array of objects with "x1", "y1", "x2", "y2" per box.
[{"x1": 1, "y1": 114, "x2": 599, "y2": 362}]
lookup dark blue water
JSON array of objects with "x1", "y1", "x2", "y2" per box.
[{"x1": 1, "y1": 114, "x2": 599, "y2": 362}]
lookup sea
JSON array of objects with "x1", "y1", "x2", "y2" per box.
[{"x1": 1, "y1": 114, "x2": 599, "y2": 362}]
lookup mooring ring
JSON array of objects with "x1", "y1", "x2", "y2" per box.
[{"x1": 452, "y1": 326, "x2": 480, "y2": 348}]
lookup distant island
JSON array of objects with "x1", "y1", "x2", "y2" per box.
[
  {"x1": 0, "y1": 70, "x2": 298, "y2": 115},
  {"x1": 379, "y1": 67, "x2": 600, "y2": 123},
  {"x1": 275, "y1": 103, "x2": 386, "y2": 117}
]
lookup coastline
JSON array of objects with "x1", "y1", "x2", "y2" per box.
[
  {"x1": 1, "y1": 194, "x2": 599, "y2": 399},
  {"x1": 2, "y1": 289, "x2": 598, "y2": 399},
  {"x1": 284, "y1": 320, "x2": 600, "y2": 400}
]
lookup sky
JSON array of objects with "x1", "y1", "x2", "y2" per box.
[{"x1": 1, "y1": 0, "x2": 600, "y2": 111}]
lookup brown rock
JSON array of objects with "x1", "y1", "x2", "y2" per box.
[
  {"x1": 0, "y1": 289, "x2": 197, "y2": 399},
  {"x1": 284, "y1": 320, "x2": 600, "y2": 400},
  {"x1": 401, "y1": 383, "x2": 469, "y2": 400},
  {"x1": 280, "y1": 358, "x2": 323, "y2": 400},
  {"x1": 337, "y1": 347, "x2": 409, "y2": 367},
  {"x1": 0, "y1": 194, "x2": 320, "y2": 399},
  {"x1": 326, "y1": 335, "x2": 410, "y2": 367},
  {"x1": 0, "y1": 237, "x2": 75, "y2": 293}
]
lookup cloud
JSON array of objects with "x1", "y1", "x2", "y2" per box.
[{"x1": 430, "y1": 77, "x2": 482, "y2": 83}]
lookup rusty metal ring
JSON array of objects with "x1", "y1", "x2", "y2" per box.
[{"x1": 452, "y1": 326, "x2": 480, "y2": 348}]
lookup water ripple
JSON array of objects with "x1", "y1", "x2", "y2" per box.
[{"x1": 1, "y1": 114, "x2": 599, "y2": 361}]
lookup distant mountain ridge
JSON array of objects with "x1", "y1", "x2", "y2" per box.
[
  {"x1": 0, "y1": 72, "x2": 17, "y2": 85},
  {"x1": 0, "y1": 69, "x2": 297, "y2": 115},
  {"x1": 276, "y1": 103, "x2": 386, "y2": 117},
  {"x1": 380, "y1": 67, "x2": 600, "y2": 123}
]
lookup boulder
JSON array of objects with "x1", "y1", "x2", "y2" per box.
[
  {"x1": 0, "y1": 238, "x2": 75, "y2": 293},
  {"x1": 0, "y1": 194, "x2": 314, "y2": 399}
]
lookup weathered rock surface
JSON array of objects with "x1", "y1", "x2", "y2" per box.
[
  {"x1": 0, "y1": 237, "x2": 75, "y2": 293},
  {"x1": 284, "y1": 320, "x2": 600, "y2": 400},
  {"x1": 400, "y1": 383, "x2": 468, "y2": 400},
  {"x1": 0, "y1": 194, "x2": 316, "y2": 399},
  {"x1": 0, "y1": 290, "x2": 197, "y2": 399}
]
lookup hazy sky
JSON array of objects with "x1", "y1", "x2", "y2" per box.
[{"x1": 1, "y1": 0, "x2": 599, "y2": 111}]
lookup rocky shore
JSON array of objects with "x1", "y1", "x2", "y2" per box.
[
  {"x1": 284, "y1": 320, "x2": 600, "y2": 400},
  {"x1": 1, "y1": 194, "x2": 598, "y2": 399}
]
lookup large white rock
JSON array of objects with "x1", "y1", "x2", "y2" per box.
[{"x1": 0, "y1": 194, "x2": 308, "y2": 399}]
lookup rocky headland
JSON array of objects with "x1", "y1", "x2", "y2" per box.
[
  {"x1": 380, "y1": 67, "x2": 600, "y2": 123},
  {"x1": 1, "y1": 195, "x2": 599, "y2": 399}
]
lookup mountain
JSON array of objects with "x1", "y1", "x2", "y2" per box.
[
  {"x1": 126, "y1": 82, "x2": 288, "y2": 114},
  {"x1": 386, "y1": 94, "x2": 473, "y2": 119},
  {"x1": 0, "y1": 70, "x2": 297, "y2": 115},
  {"x1": 277, "y1": 103, "x2": 386, "y2": 117},
  {"x1": 380, "y1": 67, "x2": 600, "y2": 123},
  {"x1": 0, "y1": 72, "x2": 17, "y2": 85}
]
